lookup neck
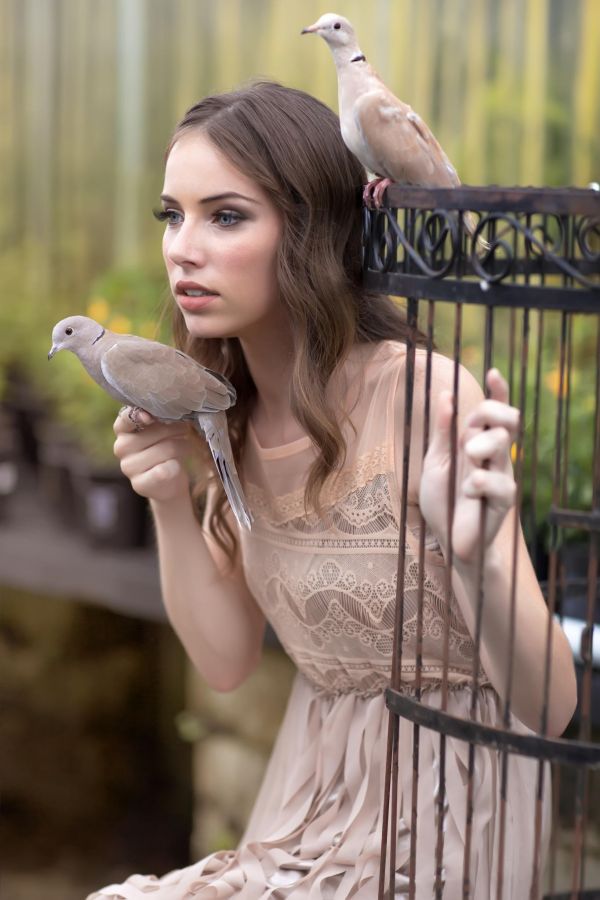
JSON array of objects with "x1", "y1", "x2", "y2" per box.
[
  {"x1": 330, "y1": 41, "x2": 365, "y2": 68},
  {"x1": 239, "y1": 318, "x2": 295, "y2": 422}
]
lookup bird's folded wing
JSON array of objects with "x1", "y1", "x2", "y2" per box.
[
  {"x1": 101, "y1": 339, "x2": 234, "y2": 419},
  {"x1": 354, "y1": 89, "x2": 460, "y2": 187}
]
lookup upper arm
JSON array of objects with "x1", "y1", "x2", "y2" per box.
[{"x1": 202, "y1": 480, "x2": 265, "y2": 632}]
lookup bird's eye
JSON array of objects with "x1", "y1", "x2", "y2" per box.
[
  {"x1": 334, "y1": 22, "x2": 341, "y2": 29},
  {"x1": 65, "y1": 327, "x2": 73, "y2": 336}
]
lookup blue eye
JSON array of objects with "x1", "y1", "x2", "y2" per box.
[
  {"x1": 214, "y1": 210, "x2": 243, "y2": 227},
  {"x1": 153, "y1": 208, "x2": 183, "y2": 225}
]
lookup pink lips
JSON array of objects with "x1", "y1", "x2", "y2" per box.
[{"x1": 175, "y1": 280, "x2": 219, "y2": 312}]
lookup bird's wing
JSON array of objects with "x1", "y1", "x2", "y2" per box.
[
  {"x1": 354, "y1": 89, "x2": 461, "y2": 187},
  {"x1": 101, "y1": 339, "x2": 235, "y2": 419}
]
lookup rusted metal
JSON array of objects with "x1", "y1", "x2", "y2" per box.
[
  {"x1": 383, "y1": 691, "x2": 600, "y2": 766},
  {"x1": 379, "y1": 297, "x2": 419, "y2": 900},
  {"x1": 408, "y1": 301, "x2": 435, "y2": 899},
  {"x1": 367, "y1": 184, "x2": 600, "y2": 898}
]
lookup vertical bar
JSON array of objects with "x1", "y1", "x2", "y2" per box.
[
  {"x1": 379, "y1": 715, "x2": 395, "y2": 900},
  {"x1": 496, "y1": 306, "x2": 529, "y2": 900},
  {"x1": 408, "y1": 300, "x2": 435, "y2": 896},
  {"x1": 462, "y1": 305, "x2": 495, "y2": 899},
  {"x1": 379, "y1": 296, "x2": 419, "y2": 898},
  {"x1": 434, "y1": 302, "x2": 462, "y2": 897},
  {"x1": 571, "y1": 317, "x2": 600, "y2": 894},
  {"x1": 508, "y1": 307, "x2": 516, "y2": 407},
  {"x1": 530, "y1": 310, "x2": 568, "y2": 898},
  {"x1": 379, "y1": 205, "x2": 416, "y2": 900},
  {"x1": 529, "y1": 310, "x2": 545, "y2": 575},
  {"x1": 551, "y1": 313, "x2": 573, "y2": 894}
]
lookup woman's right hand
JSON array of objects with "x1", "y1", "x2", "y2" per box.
[{"x1": 113, "y1": 407, "x2": 193, "y2": 503}]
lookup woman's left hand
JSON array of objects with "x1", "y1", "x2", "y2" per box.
[{"x1": 419, "y1": 368, "x2": 520, "y2": 564}]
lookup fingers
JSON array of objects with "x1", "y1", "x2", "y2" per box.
[
  {"x1": 128, "y1": 459, "x2": 185, "y2": 499},
  {"x1": 114, "y1": 406, "x2": 155, "y2": 434},
  {"x1": 464, "y1": 398, "x2": 519, "y2": 435},
  {"x1": 118, "y1": 436, "x2": 190, "y2": 481},
  {"x1": 112, "y1": 407, "x2": 194, "y2": 501},
  {"x1": 463, "y1": 426, "x2": 512, "y2": 469},
  {"x1": 462, "y1": 468, "x2": 517, "y2": 509},
  {"x1": 485, "y1": 367, "x2": 509, "y2": 404}
]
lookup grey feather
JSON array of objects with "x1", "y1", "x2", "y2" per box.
[{"x1": 48, "y1": 315, "x2": 252, "y2": 531}]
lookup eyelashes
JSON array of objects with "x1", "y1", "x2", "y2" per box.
[
  {"x1": 153, "y1": 208, "x2": 181, "y2": 225},
  {"x1": 152, "y1": 208, "x2": 246, "y2": 227}
]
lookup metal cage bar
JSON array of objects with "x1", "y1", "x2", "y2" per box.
[{"x1": 367, "y1": 185, "x2": 600, "y2": 899}]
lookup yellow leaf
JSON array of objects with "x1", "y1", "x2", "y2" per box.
[
  {"x1": 139, "y1": 319, "x2": 158, "y2": 339},
  {"x1": 87, "y1": 297, "x2": 110, "y2": 323},
  {"x1": 544, "y1": 368, "x2": 579, "y2": 397},
  {"x1": 109, "y1": 315, "x2": 132, "y2": 334}
]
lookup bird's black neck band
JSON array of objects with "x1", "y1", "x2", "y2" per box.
[
  {"x1": 92, "y1": 328, "x2": 105, "y2": 345},
  {"x1": 351, "y1": 53, "x2": 366, "y2": 63}
]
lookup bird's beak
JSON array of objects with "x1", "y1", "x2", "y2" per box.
[
  {"x1": 301, "y1": 23, "x2": 319, "y2": 34},
  {"x1": 48, "y1": 345, "x2": 57, "y2": 360}
]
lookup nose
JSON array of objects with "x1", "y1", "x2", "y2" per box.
[{"x1": 164, "y1": 220, "x2": 206, "y2": 269}]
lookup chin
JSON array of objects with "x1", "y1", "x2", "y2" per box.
[{"x1": 181, "y1": 313, "x2": 240, "y2": 342}]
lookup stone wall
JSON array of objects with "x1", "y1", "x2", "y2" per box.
[
  {"x1": 0, "y1": 586, "x2": 191, "y2": 896},
  {"x1": 185, "y1": 646, "x2": 296, "y2": 858}
]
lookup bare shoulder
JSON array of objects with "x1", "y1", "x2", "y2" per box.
[{"x1": 412, "y1": 349, "x2": 484, "y2": 419}]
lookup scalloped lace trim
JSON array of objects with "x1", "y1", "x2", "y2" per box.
[
  {"x1": 243, "y1": 470, "x2": 488, "y2": 697},
  {"x1": 246, "y1": 444, "x2": 391, "y2": 525}
]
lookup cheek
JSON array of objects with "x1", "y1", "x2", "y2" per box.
[
  {"x1": 162, "y1": 233, "x2": 173, "y2": 267},
  {"x1": 225, "y1": 230, "x2": 280, "y2": 284}
]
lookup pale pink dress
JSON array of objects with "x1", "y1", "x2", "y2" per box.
[{"x1": 88, "y1": 341, "x2": 547, "y2": 899}]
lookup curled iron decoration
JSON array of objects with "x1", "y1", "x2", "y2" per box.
[
  {"x1": 365, "y1": 207, "x2": 459, "y2": 279},
  {"x1": 469, "y1": 212, "x2": 598, "y2": 288},
  {"x1": 363, "y1": 205, "x2": 399, "y2": 274},
  {"x1": 414, "y1": 209, "x2": 459, "y2": 275},
  {"x1": 577, "y1": 215, "x2": 600, "y2": 262}
]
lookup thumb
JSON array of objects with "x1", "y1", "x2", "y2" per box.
[{"x1": 426, "y1": 390, "x2": 455, "y2": 462}]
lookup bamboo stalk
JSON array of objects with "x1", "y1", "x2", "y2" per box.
[
  {"x1": 521, "y1": 0, "x2": 548, "y2": 185},
  {"x1": 572, "y1": 0, "x2": 600, "y2": 185}
]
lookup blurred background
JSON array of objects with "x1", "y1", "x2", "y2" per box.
[{"x1": 0, "y1": 0, "x2": 599, "y2": 897}]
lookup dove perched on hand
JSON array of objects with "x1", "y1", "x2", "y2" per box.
[
  {"x1": 302, "y1": 12, "x2": 479, "y2": 230},
  {"x1": 48, "y1": 315, "x2": 252, "y2": 530}
]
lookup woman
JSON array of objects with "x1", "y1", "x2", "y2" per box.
[{"x1": 89, "y1": 81, "x2": 576, "y2": 898}]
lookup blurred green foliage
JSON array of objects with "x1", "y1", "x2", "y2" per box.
[{"x1": 0, "y1": 0, "x2": 598, "y2": 473}]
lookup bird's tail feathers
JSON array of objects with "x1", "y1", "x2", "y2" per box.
[
  {"x1": 464, "y1": 211, "x2": 490, "y2": 253},
  {"x1": 196, "y1": 412, "x2": 253, "y2": 531}
]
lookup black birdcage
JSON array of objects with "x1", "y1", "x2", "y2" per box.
[{"x1": 363, "y1": 184, "x2": 600, "y2": 900}]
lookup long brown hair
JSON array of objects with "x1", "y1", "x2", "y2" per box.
[{"x1": 166, "y1": 80, "x2": 423, "y2": 558}]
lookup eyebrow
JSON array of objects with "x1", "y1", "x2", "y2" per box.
[{"x1": 160, "y1": 191, "x2": 260, "y2": 205}]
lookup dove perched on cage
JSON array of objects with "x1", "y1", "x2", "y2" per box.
[
  {"x1": 48, "y1": 315, "x2": 252, "y2": 530},
  {"x1": 301, "y1": 12, "x2": 479, "y2": 230}
]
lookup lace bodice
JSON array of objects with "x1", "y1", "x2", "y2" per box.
[{"x1": 239, "y1": 341, "x2": 489, "y2": 697}]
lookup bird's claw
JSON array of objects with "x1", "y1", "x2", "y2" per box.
[
  {"x1": 363, "y1": 177, "x2": 393, "y2": 209},
  {"x1": 127, "y1": 406, "x2": 145, "y2": 432}
]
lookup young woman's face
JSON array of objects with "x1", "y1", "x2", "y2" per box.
[{"x1": 159, "y1": 131, "x2": 284, "y2": 342}]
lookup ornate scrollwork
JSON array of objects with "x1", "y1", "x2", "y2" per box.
[
  {"x1": 363, "y1": 188, "x2": 600, "y2": 299},
  {"x1": 470, "y1": 212, "x2": 597, "y2": 288},
  {"x1": 577, "y1": 215, "x2": 600, "y2": 262},
  {"x1": 364, "y1": 207, "x2": 459, "y2": 279}
]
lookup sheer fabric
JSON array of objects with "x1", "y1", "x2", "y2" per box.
[{"x1": 88, "y1": 341, "x2": 547, "y2": 899}]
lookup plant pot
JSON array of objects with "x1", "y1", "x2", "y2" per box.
[
  {"x1": 0, "y1": 406, "x2": 20, "y2": 520},
  {"x1": 2, "y1": 368, "x2": 46, "y2": 468},
  {"x1": 69, "y1": 455, "x2": 149, "y2": 549},
  {"x1": 34, "y1": 421, "x2": 80, "y2": 527}
]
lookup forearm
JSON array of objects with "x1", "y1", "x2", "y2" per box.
[
  {"x1": 450, "y1": 542, "x2": 576, "y2": 735},
  {"x1": 151, "y1": 495, "x2": 265, "y2": 691}
]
